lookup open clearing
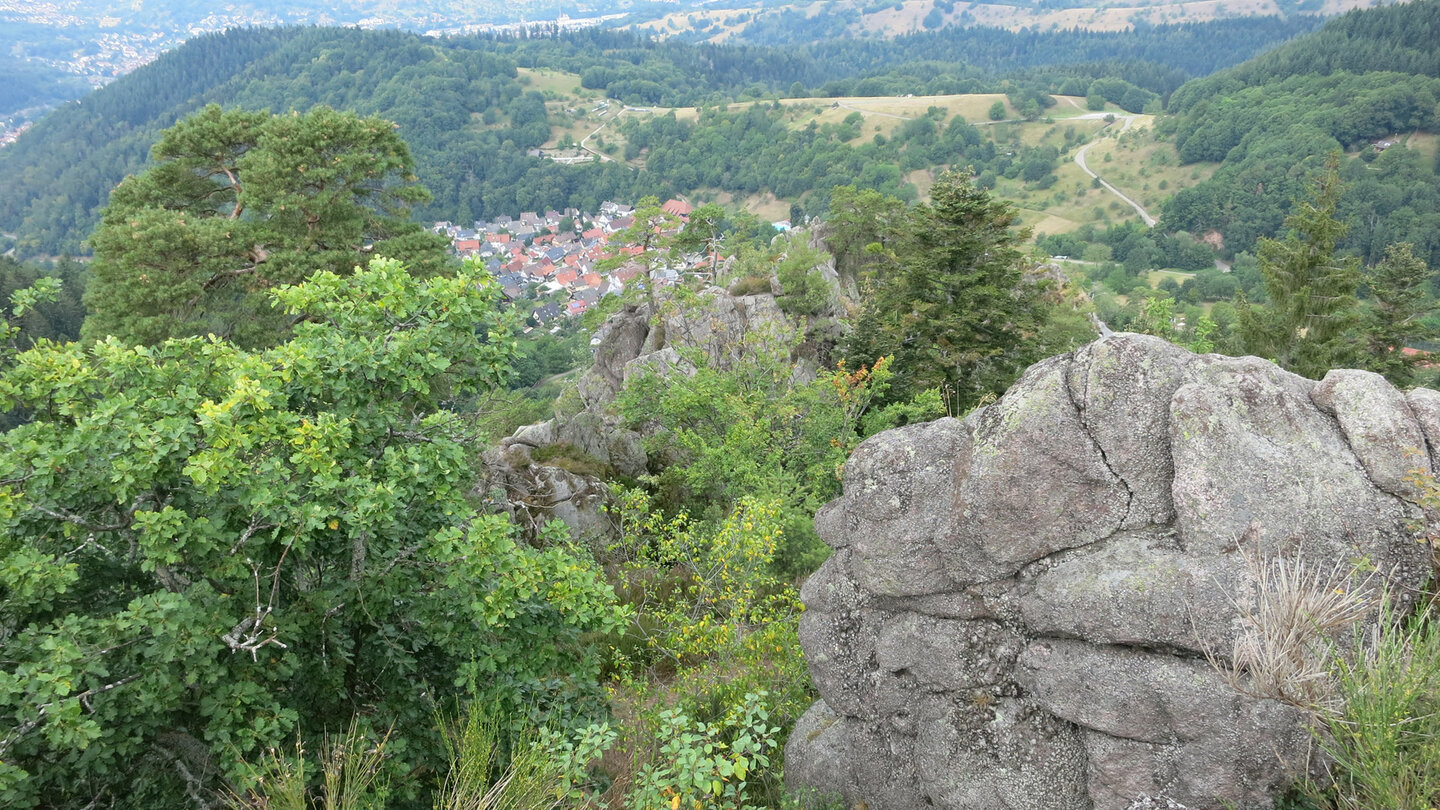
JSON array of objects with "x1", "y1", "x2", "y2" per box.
[
  {"x1": 1403, "y1": 132, "x2": 1438, "y2": 163},
  {"x1": 519, "y1": 80, "x2": 1201, "y2": 239},
  {"x1": 1081, "y1": 117, "x2": 1219, "y2": 220},
  {"x1": 517, "y1": 68, "x2": 584, "y2": 98},
  {"x1": 624, "y1": 0, "x2": 1386, "y2": 41}
]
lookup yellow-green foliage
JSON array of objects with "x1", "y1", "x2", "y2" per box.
[
  {"x1": 609, "y1": 490, "x2": 799, "y2": 670},
  {"x1": 601, "y1": 489, "x2": 811, "y2": 807}
]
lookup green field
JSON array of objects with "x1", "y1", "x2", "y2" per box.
[
  {"x1": 526, "y1": 83, "x2": 1200, "y2": 239},
  {"x1": 1084, "y1": 118, "x2": 1220, "y2": 218}
]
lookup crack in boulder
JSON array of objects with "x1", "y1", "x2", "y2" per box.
[{"x1": 788, "y1": 334, "x2": 1435, "y2": 810}]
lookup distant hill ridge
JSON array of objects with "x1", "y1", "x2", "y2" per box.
[
  {"x1": 0, "y1": 18, "x2": 1350, "y2": 256},
  {"x1": 1160, "y1": 0, "x2": 1440, "y2": 268},
  {"x1": 1171, "y1": 0, "x2": 1440, "y2": 111}
]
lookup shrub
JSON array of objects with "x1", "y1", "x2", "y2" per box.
[
  {"x1": 728, "y1": 275, "x2": 772, "y2": 296},
  {"x1": 532, "y1": 442, "x2": 612, "y2": 478},
  {"x1": 600, "y1": 490, "x2": 814, "y2": 807},
  {"x1": 1320, "y1": 603, "x2": 1440, "y2": 809}
]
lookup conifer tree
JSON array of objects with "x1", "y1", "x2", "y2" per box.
[
  {"x1": 82, "y1": 105, "x2": 450, "y2": 349},
  {"x1": 1361, "y1": 241, "x2": 1435, "y2": 386},
  {"x1": 1238, "y1": 154, "x2": 1360, "y2": 379},
  {"x1": 842, "y1": 169, "x2": 1044, "y2": 407}
]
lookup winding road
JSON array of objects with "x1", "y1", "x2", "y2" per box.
[
  {"x1": 578, "y1": 118, "x2": 615, "y2": 163},
  {"x1": 1070, "y1": 113, "x2": 1157, "y2": 227},
  {"x1": 839, "y1": 96, "x2": 1159, "y2": 227}
]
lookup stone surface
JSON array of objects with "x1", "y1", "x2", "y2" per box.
[
  {"x1": 788, "y1": 334, "x2": 1434, "y2": 810},
  {"x1": 483, "y1": 287, "x2": 795, "y2": 540},
  {"x1": 475, "y1": 445, "x2": 616, "y2": 544},
  {"x1": 1313, "y1": 369, "x2": 1431, "y2": 500}
]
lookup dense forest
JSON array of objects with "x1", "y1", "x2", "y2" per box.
[
  {"x1": 1158, "y1": 0, "x2": 1440, "y2": 266},
  {"x1": 0, "y1": 15, "x2": 1318, "y2": 257},
  {"x1": 797, "y1": 16, "x2": 1322, "y2": 86}
]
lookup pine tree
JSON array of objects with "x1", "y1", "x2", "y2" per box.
[
  {"x1": 1361, "y1": 241, "x2": 1435, "y2": 386},
  {"x1": 1239, "y1": 154, "x2": 1360, "y2": 379},
  {"x1": 82, "y1": 105, "x2": 449, "y2": 348},
  {"x1": 843, "y1": 169, "x2": 1044, "y2": 407}
]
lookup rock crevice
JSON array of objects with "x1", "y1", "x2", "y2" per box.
[{"x1": 788, "y1": 335, "x2": 1434, "y2": 810}]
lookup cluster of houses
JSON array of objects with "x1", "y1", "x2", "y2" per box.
[{"x1": 433, "y1": 198, "x2": 708, "y2": 325}]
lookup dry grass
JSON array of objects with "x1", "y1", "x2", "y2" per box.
[{"x1": 1209, "y1": 550, "x2": 1375, "y2": 714}]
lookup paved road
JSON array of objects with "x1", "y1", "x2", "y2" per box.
[{"x1": 1072, "y1": 114, "x2": 1157, "y2": 227}]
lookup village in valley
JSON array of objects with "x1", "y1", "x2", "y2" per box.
[{"x1": 433, "y1": 198, "x2": 791, "y2": 328}]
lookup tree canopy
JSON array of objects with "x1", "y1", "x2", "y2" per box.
[
  {"x1": 0, "y1": 259, "x2": 624, "y2": 808},
  {"x1": 1238, "y1": 157, "x2": 1361, "y2": 379},
  {"x1": 837, "y1": 170, "x2": 1048, "y2": 407},
  {"x1": 82, "y1": 105, "x2": 450, "y2": 348}
]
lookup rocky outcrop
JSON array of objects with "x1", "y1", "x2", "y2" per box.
[
  {"x1": 787, "y1": 334, "x2": 1435, "y2": 810},
  {"x1": 475, "y1": 434, "x2": 617, "y2": 543},
  {"x1": 484, "y1": 288, "x2": 792, "y2": 542}
]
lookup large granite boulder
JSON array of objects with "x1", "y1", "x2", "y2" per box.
[{"x1": 787, "y1": 334, "x2": 1435, "y2": 810}]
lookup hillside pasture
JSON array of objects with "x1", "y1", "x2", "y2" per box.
[
  {"x1": 1080, "y1": 118, "x2": 1219, "y2": 217},
  {"x1": 620, "y1": 0, "x2": 1380, "y2": 40},
  {"x1": 1403, "y1": 131, "x2": 1438, "y2": 163},
  {"x1": 605, "y1": 93, "x2": 1198, "y2": 235}
]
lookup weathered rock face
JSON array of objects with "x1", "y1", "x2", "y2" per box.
[
  {"x1": 476, "y1": 441, "x2": 618, "y2": 544},
  {"x1": 484, "y1": 288, "x2": 791, "y2": 542},
  {"x1": 787, "y1": 334, "x2": 1436, "y2": 810}
]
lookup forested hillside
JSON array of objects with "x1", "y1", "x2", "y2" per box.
[
  {"x1": 797, "y1": 16, "x2": 1322, "y2": 85},
  {"x1": 1159, "y1": 0, "x2": 1440, "y2": 266},
  {"x1": 0, "y1": 17, "x2": 1313, "y2": 257},
  {"x1": 1181, "y1": 0, "x2": 1440, "y2": 87},
  {"x1": 0, "y1": 56, "x2": 90, "y2": 119}
]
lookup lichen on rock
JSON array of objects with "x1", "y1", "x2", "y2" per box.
[{"x1": 787, "y1": 333, "x2": 1435, "y2": 810}]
